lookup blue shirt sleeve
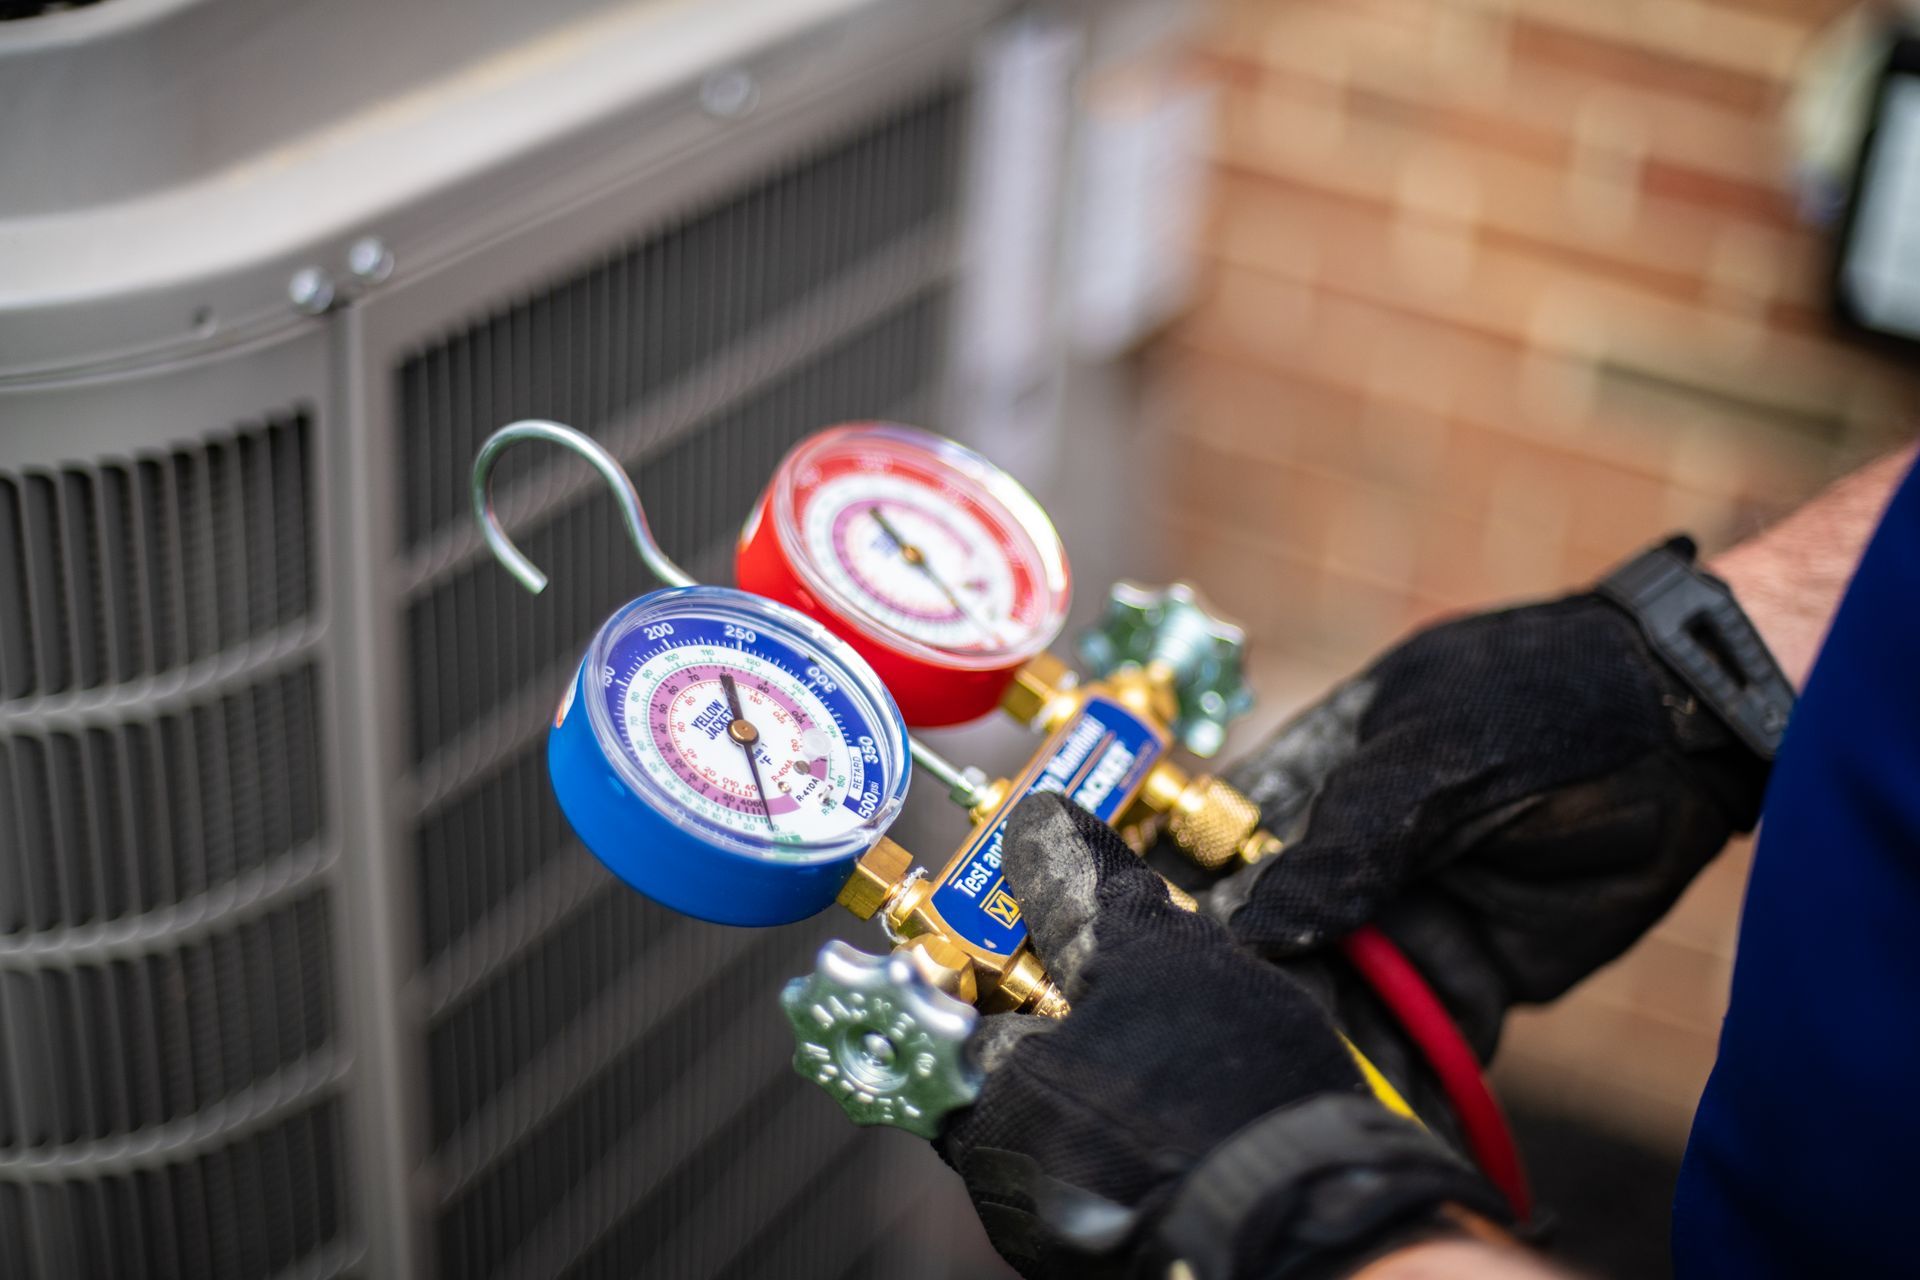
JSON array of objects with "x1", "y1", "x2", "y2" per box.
[{"x1": 1674, "y1": 455, "x2": 1920, "y2": 1278}]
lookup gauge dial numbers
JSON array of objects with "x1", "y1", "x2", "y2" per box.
[
  {"x1": 800, "y1": 469, "x2": 1027, "y2": 652},
  {"x1": 548, "y1": 587, "x2": 910, "y2": 927},
  {"x1": 609, "y1": 634, "x2": 869, "y2": 847},
  {"x1": 737, "y1": 423, "x2": 1071, "y2": 727}
]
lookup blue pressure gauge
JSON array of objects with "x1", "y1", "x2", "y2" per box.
[{"x1": 548, "y1": 585, "x2": 912, "y2": 926}]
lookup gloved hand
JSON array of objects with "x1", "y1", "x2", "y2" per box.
[
  {"x1": 1205, "y1": 561, "x2": 1774, "y2": 1058},
  {"x1": 942, "y1": 792, "x2": 1505, "y2": 1280}
]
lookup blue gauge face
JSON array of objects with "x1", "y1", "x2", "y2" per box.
[
  {"x1": 550, "y1": 586, "x2": 912, "y2": 926},
  {"x1": 596, "y1": 613, "x2": 892, "y2": 850}
]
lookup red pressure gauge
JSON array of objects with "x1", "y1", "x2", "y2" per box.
[{"x1": 736, "y1": 423, "x2": 1071, "y2": 727}]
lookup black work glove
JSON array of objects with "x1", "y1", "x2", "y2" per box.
[
  {"x1": 942, "y1": 793, "x2": 1504, "y2": 1280},
  {"x1": 1206, "y1": 575, "x2": 1773, "y2": 1059}
]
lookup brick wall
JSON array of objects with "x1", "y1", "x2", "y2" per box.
[{"x1": 1148, "y1": 0, "x2": 1920, "y2": 1151}]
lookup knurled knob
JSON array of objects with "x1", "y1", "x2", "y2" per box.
[
  {"x1": 1078, "y1": 581, "x2": 1254, "y2": 757},
  {"x1": 780, "y1": 940, "x2": 982, "y2": 1138},
  {"x1": 1167, "y1": 775, "x2": 1263, "y2": 870}
]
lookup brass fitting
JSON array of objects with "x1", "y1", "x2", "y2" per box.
[
  {"x1": 1099, "y1": 661, "x2": 1181, "y2": 733},
  {"x1": 1167, "y1": 774, "x2": 1264, "y2": 870},
  {"x1": 834, "y1": 829, "x2": 1077, "y2": 1018},
  {"x1": 832, "y1": 648, "x2": 1284, "y2": 1029},
  {"x1": 1241, "y1": 828, "x2": 1284, "y2": 864},
  {"x1": 1028, "y1": 981, "x2": 1071, "y2": 1020},
  {"x1": 996, "y1": 950, "x2": 1070, "y2": 1018},
  {"x1": 1004, "y1": 651, "x2": 1181, "y2": 739},
  {"x1": 1000, "y1": 651, "x2": 1076, "y2": 729},
  {"x1": 1138, "y1": 763, "x2": 1283, "y2": 869},
  {"x1": 835, "y1": 858, "x2": 1068, "y2": 1016},
  {"x1": 835, "y1": 837, "x2": 914, "y2": 920},
  {"x1": 965, "y1": 777, "x2": 1011, "y2": 826},
  {"x1": 901, "y1": 934, "x2": 979, "y2": 1004},
  {"x1": 876, "y1": 873, "x2": 1040, "y2": 1013}
]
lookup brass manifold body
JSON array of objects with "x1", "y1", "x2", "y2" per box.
[{"x1": 833, "y1": 652, "x2": 1283, "y2": 1019}]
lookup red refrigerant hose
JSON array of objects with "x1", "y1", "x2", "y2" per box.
[{"x1": 1340, "y1": 925, "x2": 1534, "y2": 1223}]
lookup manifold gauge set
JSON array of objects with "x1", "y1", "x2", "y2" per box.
[{"x1": 470, "y1": 418, "x2": 1530, "y2": 1215}]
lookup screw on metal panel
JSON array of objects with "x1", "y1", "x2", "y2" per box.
[
  {"x1": 347, "y1": 236, "x2": 395, "y2": 285},
  {"x1": 700, "y1": 68, "x2": 759, "y2": 119},
  {"x1": 287, "y1": 267, "x2": 335, "y2": 315}
]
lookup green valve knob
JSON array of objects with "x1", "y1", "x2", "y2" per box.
[
  {"x1": 781, "y1": 940, "x2": 982, "y2": 1138},
  {"x1": 1078, "y1": 580, "x2": 1255, "y2": 757}
]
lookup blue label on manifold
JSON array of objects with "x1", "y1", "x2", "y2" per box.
[{"x1": 928, "y1": 696, "x2": 1164, "y2": 954}]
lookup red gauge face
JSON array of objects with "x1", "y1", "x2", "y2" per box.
[{"x1": 770, "y1": 426, "x2": 1070, "y2": 670}]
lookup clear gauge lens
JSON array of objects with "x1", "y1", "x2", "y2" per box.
[
  {"x1": 775, "y1": 424, "x2": 1070, "y2": 668},
  {"x1": 801, "y1": 474, "x2": 1019, "y2": 651},
  {"x1": 582, "y1": 589, "x2": 908, "y2": 863}
]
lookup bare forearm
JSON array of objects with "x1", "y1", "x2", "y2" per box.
[
  {"x1": 1343, "y1": 1211, "x2": 1571, "y2": 1280},
  {"x1": 1709, "y1": 446, "x2": 1916, "y2": 689},
  {"x1": 1349, "y1": 1238, "x2": 1570, "y2": 1279}
]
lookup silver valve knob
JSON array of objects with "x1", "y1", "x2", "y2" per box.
[
  {"x1": 780, "y1": 939, "x2": 982, "y2": 1138},
  {"x1": 1078, "y1": 580, "x2": 1255, "y2": 757}
]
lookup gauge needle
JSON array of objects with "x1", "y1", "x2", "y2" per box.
[
  {"x1": 719, "y1": 672, "x2": 776, "y2": 831},
  {"x1": 866, "y1": 505, "x2": 1004, "y2": 645}
]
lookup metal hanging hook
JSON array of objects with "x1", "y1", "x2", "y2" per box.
[
  {"x1": 471, "y1": 419, "x2": 985, "y2": 810},
  {"x1": 472, "y1": 420, "x2": 695, "y2": 594}
]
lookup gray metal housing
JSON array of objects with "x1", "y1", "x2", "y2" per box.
[{"x1": 0, "y1": 1, "x2": 1028, "y2": 1274}]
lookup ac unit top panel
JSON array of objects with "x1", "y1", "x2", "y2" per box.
[
  {"x1": 0, "y1": 0, "x2": 638, "y2": 219},
  {"x1": 0, "y1": 0, "x2": 1004, "y2": 383}
]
